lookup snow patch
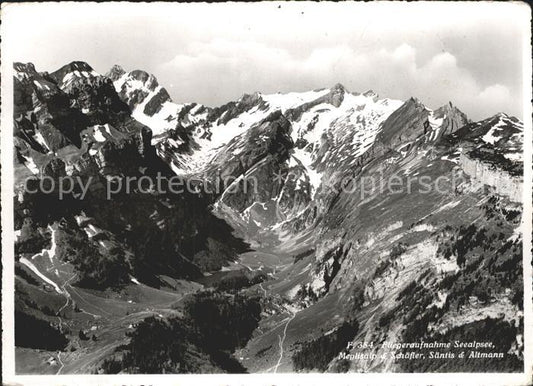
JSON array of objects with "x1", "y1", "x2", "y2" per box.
[
  {"x1": 20, "y1": 257, "x2": 63, "y2": 294},
  {"x1": 482, "y1": 118, "x2": 506, "y2": 145},
  {"x1": 261, "y1": 89, "x2": 330, "y2": 110},
  {"x1": 21, "y1": 155, "x2": 40, "y2": 174}
]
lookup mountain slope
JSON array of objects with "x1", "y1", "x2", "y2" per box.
[
  {"x1": 13, "y1": 62, "x2": 254, "y2": 374},
  {"x1": 12, "y1": 61, "x2": 524, "y2": 375}
]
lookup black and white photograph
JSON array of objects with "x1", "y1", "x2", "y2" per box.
[{"x1": 1, "y1": 2, "x2": 532, "y2": 384}]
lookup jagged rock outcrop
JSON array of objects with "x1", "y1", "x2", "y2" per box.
[
  {"x1": 143, "y1": 87, "x2": 172, "y2": 116},
  {"x1": 106, "y1": 64, "x2": 126, "y2": 81},
  {"x1": 377, "y1": 98, "x2": 470, "y2": 151},
  {"x1": 377, "y1": 97, "x2": 430, "y2": 148},
  {"x1": 433, "y1": 101, "x2": 469, "y2": 137},
  {"x1": 13, "y1": 62, "x2": 249, "y2": 287}
]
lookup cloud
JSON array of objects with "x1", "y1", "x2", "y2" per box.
[
  {"x1": 478, "y1": 84, "x2": 513, "y2": 114},
  {"x1": 3, "y1": 2, "x2": 525, "y2": 120},
  {"x1": 158, "y1": 41, "x2": 521, "y2": 120}
]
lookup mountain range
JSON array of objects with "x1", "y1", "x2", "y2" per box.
[{"x1": 13, "y1": 61, "x2": 524, "y2": 374}]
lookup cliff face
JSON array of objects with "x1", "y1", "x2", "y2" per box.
[{"x1": 459, "y1": 153, "x2": 522, "y2": 202}]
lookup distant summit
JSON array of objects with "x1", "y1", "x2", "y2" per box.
[{"x1": 106, "y1": 64, "x2": 126, "y2": 81}]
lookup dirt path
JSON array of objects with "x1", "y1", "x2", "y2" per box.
[
  {"x1": 259, "y1": 283, "x2": 268, "y2": 297},
  {"x1": 56, "y1": 352, "x2": 65, "y2": 375}
]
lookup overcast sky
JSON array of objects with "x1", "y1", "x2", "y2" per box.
[{"x1": 2, "y1": 2, "x2": 529, "y2": 120}]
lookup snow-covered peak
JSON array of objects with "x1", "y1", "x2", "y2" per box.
[
  {"x1": 260, "y1": 88, "x2": 330, "y2": 111},
  {"x1": 106, "y1": 64, "x2": 126, "y2": 81},
  {"x1": 482, "y1": 117, "x2": 507, "y2": 145},
  {"x1": 108, "y1": 68, "x2": 407, "y2": 183},
  {"x1": 119, "y1": 70, "x2": 160, "y2": 92},
  {"x1": 151, "y1": 81, "x2": 406, "y2": 179},
  {"x1": 481, "y1": 114, "x2": 523, "y2": 145},
  {"x1": 50, "y1": 61, "x2": 100, "y2": 90},
  {"x1": 451, "y1": 112, "x2": 523, "y2": 168},
  {"x1": 288, "y1": 89, "x2": 404, "y2": 182},
  {"x1": 111, "y1": 68, "x2": 210, "y2": 139},
  {"x1": 113, "y1": 70, "x2": 158, "y2": 98},
  {"x1": 59, "y1": 61, "x2": 95, "y2": 73},
  {"x1": 260, "y1": 85, "x2": 378, "y2": 115},
  {"x1": 491, "y1": 112, "x2": 522, "y2": 130}
]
